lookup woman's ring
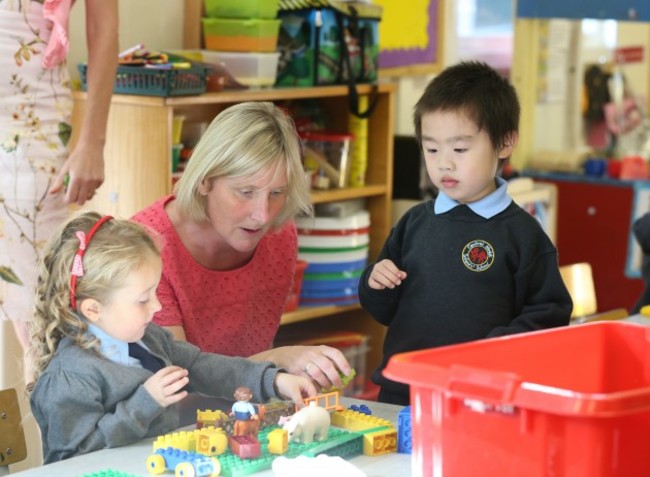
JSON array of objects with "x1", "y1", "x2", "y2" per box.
[{"x1": 304, "y1": 363, "x2": 314, "y2": 373}]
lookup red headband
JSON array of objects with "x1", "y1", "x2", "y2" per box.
[{"x1": 69, "y1": 215, "x2": 113, "y2": 310}]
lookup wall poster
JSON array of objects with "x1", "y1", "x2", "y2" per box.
[{"x1": 376, "y1": 0, "x2": 443, "y2": 75}]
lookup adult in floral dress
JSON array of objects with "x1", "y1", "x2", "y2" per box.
[{"x1": 0, "y1": 0, "x2": 118, "y2": 349}]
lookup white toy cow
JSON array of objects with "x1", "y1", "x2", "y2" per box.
[{"x1": 279, "y1": 401, "x2": 330, "y2": 443}]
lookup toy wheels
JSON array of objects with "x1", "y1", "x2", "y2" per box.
[
  {"x1": 175, "y1": 462, "x2": 195, "y2": 477},
  {"x1": 145, "y1": 454, "x2": 166, "y2": 474}
]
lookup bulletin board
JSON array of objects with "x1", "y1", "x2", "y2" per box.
[{"x1": 376, "y1": 0, "x2": 444, "y2": 77}]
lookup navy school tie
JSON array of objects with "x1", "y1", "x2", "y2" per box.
[{"x1": 128, "y1": 342, "x2": 164, "y2": 373}]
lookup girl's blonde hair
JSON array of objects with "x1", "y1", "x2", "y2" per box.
[
  {"x1": 174, "y1": 101, "x2": 312, "y2": 227},
  {"x1": 26, "y1": 211, "x2": 161, "y2": 391}
]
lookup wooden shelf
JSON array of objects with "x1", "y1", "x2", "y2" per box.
[
  {"x1": 310, "y1": 185, "x2": 388, "y2": 204},
  {"x1": 509, "y1": 181, "x2": 558, "y2": 243},
  {"x1": 72, "y1": 83, "x2": 395, "y2": 107},
  {"x1": 280, "y1": 304, "x2": 361, "y2": 325}
]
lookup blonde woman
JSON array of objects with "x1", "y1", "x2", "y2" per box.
[
  {"x1": 27, "y1": 211, "x2": 316, "y2": 463},
  {"x1": 133, "y1": 102, "x2": 352, "y2": 390}
]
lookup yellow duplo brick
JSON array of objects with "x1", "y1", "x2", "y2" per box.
[
  {"x1": 363, "y1": 429, "x2": 398, "y2": 456},
  {"x1": 152, "y1": 430, "x2": 196, "y2": 452},
  {"x1": 196, "y1": 409, "x2": 228, "y2": 428},
  {"x1": 195, "y1": 427, "x2": 228, "y2": 456},
  {"x1": 331, "y1": 410, "x2": 393, "y2": 431},
  {"x1": 267, "y1": 428, "x2": 288, "y2": 455}
]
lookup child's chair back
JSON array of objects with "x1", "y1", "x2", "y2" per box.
[
  {"x1": 559, "y1": 262, "x2": 629, "y2": 323},
  {"x1": 0, "y1": 388, "x2": 27, "y2": 474},
  {"x1": 559, "y1": 262, "x2": 598, "y2": 318}
]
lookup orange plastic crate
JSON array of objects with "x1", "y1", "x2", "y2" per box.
[{"x1": 384, "y1": 322, "x2": 650, "y2": 477}]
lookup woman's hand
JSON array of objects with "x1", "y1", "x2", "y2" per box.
[
  {"x1": 50, "y1": 141, "x2": 105, "y2": 205},
  {"x1": 143, "y1": 366, "x2": 189, "y2": 407},
  {"x1": 252, "y1": 345, "x2": 353, "y2": 391},
  {"x1": 273, "y1": 372, "x2": 318, "y2": 408}
]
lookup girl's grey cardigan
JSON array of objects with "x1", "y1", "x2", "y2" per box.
[{"x1": 30, "y1": 323, "x2": 279, "y2": 463}]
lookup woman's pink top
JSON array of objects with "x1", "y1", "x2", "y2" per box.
[{"x1": 132, "y1": 196, "x2": 297, "y2": 356}]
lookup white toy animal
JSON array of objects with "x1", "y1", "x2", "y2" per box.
[{"x1": 280, "y1": 401, "x2": 330, "y2": 443}]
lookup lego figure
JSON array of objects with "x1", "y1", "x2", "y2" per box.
[{"x1": 231, "y1": 386, "x2": 259, "y2": 437}]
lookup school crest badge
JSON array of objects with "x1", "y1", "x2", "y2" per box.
[{"x1": 462, "y1": 240, "x2": 495, "y2": 272}]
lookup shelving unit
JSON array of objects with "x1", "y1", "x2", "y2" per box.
[
  {"x1": 508, "y1": 180, "x2": 558, "y2": 243},
  {"x1": 71, "y1": 83, "x2": 396, "y2": 385}
]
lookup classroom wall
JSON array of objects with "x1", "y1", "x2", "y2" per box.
[{"x1": 68, "y1": 0, "x2": 184, "y2": 82}]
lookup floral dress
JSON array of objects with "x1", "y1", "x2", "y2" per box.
[{"x1": 0, "y1": 0, "x2": 69, "y2": 322}]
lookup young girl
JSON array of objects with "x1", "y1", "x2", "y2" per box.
[{"x1": 27, "y1": 211, "x2": 317, "y2": 464}]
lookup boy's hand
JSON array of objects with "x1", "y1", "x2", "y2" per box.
[
  {"x1": 143, "y1": 366, "x2": 189, "y2": 407},
  {"x1": 368, "y1": 259, "x2": 407, "y2": 290},
  {"x1": 274, "y1": 373, "x2": 317, "y2": 408}
]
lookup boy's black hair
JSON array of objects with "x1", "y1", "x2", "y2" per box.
[{"x1": 413, "y1": 61, "x2": 520, "y2": 154}]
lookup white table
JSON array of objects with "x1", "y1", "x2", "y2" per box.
[
  {"x1": 620, "y1": 313, "x2": 650, "y2": 326},
  {"x1": 11, "y1": 397, "x2": 410, "y2": 477},
  {"x1": 569, "y1": 313, "x2": 650, "y2": 326}
]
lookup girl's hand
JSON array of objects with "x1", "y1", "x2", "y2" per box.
[
  {"x1": 273, "y1": 372, "x2": 317, "y2": 408},
  {"x1": 143, "y1": 366, "x2": 189, "y2": 407},
  {"x1": 368, "y1": 259, "x2": 407, "y2": 290}
]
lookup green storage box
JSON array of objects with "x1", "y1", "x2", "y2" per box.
[
  {"x1": 202, "y1": 18, "x2": 280, "y2": 52},
  {"x1": 204, "y1": 0, "x2": 279, "y2": 19}
]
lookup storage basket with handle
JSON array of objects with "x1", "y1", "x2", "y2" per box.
[{"x1": 78, "y1": 64, "x2": 207, "y2": 97}]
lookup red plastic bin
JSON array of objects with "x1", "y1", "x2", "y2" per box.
[{"x1": 383, "y1": 321, "x2": 650, "y2": 477}]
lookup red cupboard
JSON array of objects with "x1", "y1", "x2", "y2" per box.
[{"x1": 533, "y1": 174, "x2": 644, "y2": 312}]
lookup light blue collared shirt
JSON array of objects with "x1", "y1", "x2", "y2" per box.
[
  {"x1": 434, "y1": 177, "x2": 512, "y2": 219},
  {"x1": 86, "y1": 323, "x2": 144, "y2": 368}
]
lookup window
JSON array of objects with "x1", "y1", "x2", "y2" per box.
[{"x1": 455, "y1": 0, "x2": 514, "y2": 75}]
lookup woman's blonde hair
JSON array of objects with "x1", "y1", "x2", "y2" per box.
[
  {"x1": 175, "y1": 102, "x2": 312, "y2": 227},
  {"x1": 26, "y1": 211, "x2": 160, "y2": 390}
]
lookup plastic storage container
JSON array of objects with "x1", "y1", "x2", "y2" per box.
[
  {"x1": 202, "y1": 18, "x2": 280, "y2": 52},
  {"x1": 283, "y1": 259, "x2": 308, "y2": 313},
  {"x1": 201, "y1": 50, "x2": 280, "y2": 87},
  {"x1": 78, "y1": 64, "x2": 206, "y2": 97},
  {"x1": 295, "y1": 210, "x2": 369, "y2": 307},
  {"x1": 204, "y1": 0, "x2": 279, "y2": 19},
  {"x1": 383, "y1": 321, "x2": 650, "y2": 477},
  {"x1": 171, "y1": 143, "x2": 183, "y2": 172},
  {"x1": 300, "y1": 131, "x2": 354, "y2": 189}
]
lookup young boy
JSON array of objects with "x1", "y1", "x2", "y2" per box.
[{"x1": 359, "y1": 61, "x2": 573, "y2": 405}]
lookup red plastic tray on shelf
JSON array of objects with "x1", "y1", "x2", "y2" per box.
[
  {"x1": 282, "y1": 259, "x2": 308, "y2": 313},
  {"x1": 383, "y1": 321, "x2": 650, "y2": 477}
]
